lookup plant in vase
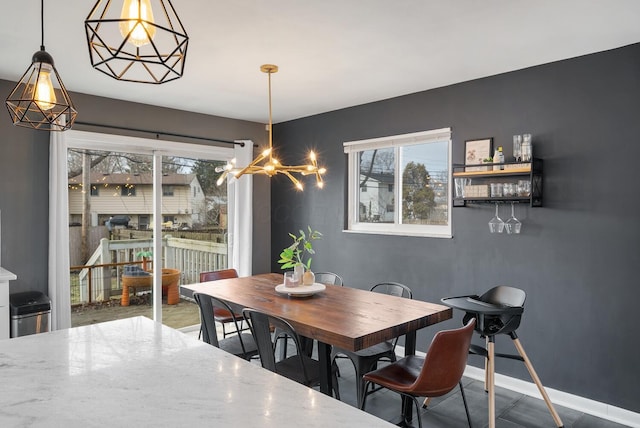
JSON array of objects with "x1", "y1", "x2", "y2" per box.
[{"x1": 278, "y1": 226, "x2": 322, "y2": 285}]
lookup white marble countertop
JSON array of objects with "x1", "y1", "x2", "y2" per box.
[
  {"x1": 0, "y1": 267, "x2": 17, "y2": 281},
  {"x1": 0, "y1": 316, "x2": 393, "y2": 427}
]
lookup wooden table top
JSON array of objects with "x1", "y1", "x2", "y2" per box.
[{"x1": 182, "y1": 273, "x2": 452, "y2": 352}]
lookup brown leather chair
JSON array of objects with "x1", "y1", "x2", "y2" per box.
[
  {"x1": 361, "y1": 318, "x2": 476, "y2": 428},
  {"x1": 199, "y1": 269, "x2": 246, "y2": 338}
]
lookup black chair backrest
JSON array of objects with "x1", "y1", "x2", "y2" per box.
[
  {"x1": 370, "y1": 282, "x2": 413, "y2": 299},
  {"x1": 194, "y1": 292, "x2": 245, "y2": 348},
  {"x1": 243, "y1": 308, "x2": 312, "y2": 381},
  {"x1": 480, "y1": 285, "x2": 526, "y2": 307},
  {"x1": 314, "y1": 272, "x2": 344, "y2": 286}
]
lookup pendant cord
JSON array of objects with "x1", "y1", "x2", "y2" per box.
[
  {"x1": 40, "y1": 0, "x2": 45, "y2": 49},
  {"x1": 268, "y1": 70, "x2": 273, "y2": 162}
]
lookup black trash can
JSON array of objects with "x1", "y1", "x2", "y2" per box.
[{"x1": 10, "y1": 291, "x2": 51, "y2": 338}]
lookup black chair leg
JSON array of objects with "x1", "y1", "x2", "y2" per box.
[
  {"x1": 459, "y1": 381, "x2": 473, "y2": 428},
  {"x1": 360, "y1": 381, "x2": 370, "y2": 410},
  {"x1": 410, "y1": 396, "x2": 423, "y2": 428}
]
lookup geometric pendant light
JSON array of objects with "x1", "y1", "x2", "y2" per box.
[
  {"x1": 5, "y1": 0, "x2": 77, "y2": 131},
  {"x1": 84, "y1": 0, "x2": 189, "y2": 84}
]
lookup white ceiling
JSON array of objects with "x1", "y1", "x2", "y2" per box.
[{"x1": 1, "y1": 1, "x2": 639, "y2": 124}]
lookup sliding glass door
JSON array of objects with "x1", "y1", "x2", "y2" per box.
[{"x1": 64, "y1": 131, "x2": 233, "y2": 329}]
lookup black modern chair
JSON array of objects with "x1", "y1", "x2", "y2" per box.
[
  {"x1": 243, "y1": 308, "x2": 340, "y2": 399},
  {"x1": 278, "y1": 271, "x2": 344, "y2": 361},
  {"x1": 199, "y1": 269, "x2": 248, "y2": 338},
  {"x1": 193, "y1": 292, "x2": 258, "y2": 360},
  {"x1": 313, "y1": 272, "x2": 344, "y2": 286},
  {"x1": 361, "y1": 319, "x2": 476, "y2": 428},
  {"x1": 331, "y1": 282, "x2": 413, "y2": 408},
  {"x1": 442, "y1": 285, "x2": 563, "y2": 428}
]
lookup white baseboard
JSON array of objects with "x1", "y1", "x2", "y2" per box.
[{"x1": 396, "y1": 346, "x2": 640, "y2": 427}]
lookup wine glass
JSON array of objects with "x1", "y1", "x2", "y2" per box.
[
  {"x1": 504, "y1": 202, "x2": 522, "y2": 234},
  {"x1": 488, "y1": 203, "x2": 504, "y2": 233}
]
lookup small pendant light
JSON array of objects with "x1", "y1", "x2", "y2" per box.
[{"x1": 5, "y1": 0, "x2": 77, "y2": 131}]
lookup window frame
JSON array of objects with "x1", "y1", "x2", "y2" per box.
[{"x1": 344, "y1": 128, "x2": 452, "y2": 238}]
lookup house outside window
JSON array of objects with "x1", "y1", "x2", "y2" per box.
[
  {"x1": 121, "y1": 184, "x2": 136, "y2": 196},
  {"x1": 344, "y1": 128, "x2": 452, "y2": 238}
]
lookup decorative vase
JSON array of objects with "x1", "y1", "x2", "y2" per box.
[
  {"x1": 294, "y1": 264, "x2": 305, "y2": 284},
  {"x1": 302, "y1": 270, "x2": 315, "y2": 286}
]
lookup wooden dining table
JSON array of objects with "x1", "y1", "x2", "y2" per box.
[{"x1": 182, "y1": 273, "x2": 452, "y2": 408}]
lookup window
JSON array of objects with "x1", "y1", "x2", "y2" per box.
[
  {"x1": 121, "y1": 184, "x2": 136, "y2": 196},
  {"x1": 163, "y1": 185, "x2": 174, "y2": 196},
  {"x1": 344, "y1": 128, "x2": 452, "y2": 238},
  {"x1": 90, "y1": 186, "x2": 99, "y2": 196}
]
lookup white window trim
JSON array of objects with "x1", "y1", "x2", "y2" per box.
[{"x1": 344, "y1": 128, "x2": 452, "y2": 238}]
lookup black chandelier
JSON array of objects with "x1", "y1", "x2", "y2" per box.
[
  {"x1": 84, "y1": 0, "x2": 189, "y2": 84},
  {"x1": 5, "y1": 0, "x2": 77, "y2": 131}
]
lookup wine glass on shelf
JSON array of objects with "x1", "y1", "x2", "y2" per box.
[
  {"x1": 488, "y1": 203, "x2": 504, "y2": 234},
  {"x1": 504, "y1": 202, "x2": 522, "y2": 234}
]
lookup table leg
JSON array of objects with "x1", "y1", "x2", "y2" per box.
[
  {"x1": 402, "y1": 331, "x2": 417, "y2": 423},
  {"x1": 488, "y1": 336, "x2": 495, "y2": 428},
  {"x1": 318, "y1": 341, "x2": 331, "y2": 395}
]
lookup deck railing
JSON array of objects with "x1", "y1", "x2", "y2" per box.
[{"x1": 72, "y1": 236, "x2": 227, "y2": 304}]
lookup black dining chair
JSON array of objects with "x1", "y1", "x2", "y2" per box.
[
  {"x1": 243, "y1": 308, "x2": 340, "y2": 399},
  {"x1": 199, "y1": 269, "x2": 249, "y2": 338},
  {"x1": 331, "y1": 282, "x2": 413, "y2": 408},
  {"x1": 313, "y1": 272, "x2": 344, "y2": 286},
  {"x1": 193, "y1": 292, "x2": 258, "y2": 360}
]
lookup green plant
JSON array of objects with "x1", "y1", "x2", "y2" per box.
[
  {"x1": 136, "y1": 250, "x2": 153, "y2": 259},
  {"x1": 277, "y1": 226, "x2": 322, "y2": 270}
]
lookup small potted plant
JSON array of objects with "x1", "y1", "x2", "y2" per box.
[
  {"x1": 278, "y1": 226, "x2": 322, "y2": 285},
  {"x1": 136, "y1": 250, "x2": 153, "y2": 271}
]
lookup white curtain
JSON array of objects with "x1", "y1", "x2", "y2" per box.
[
  {"x1": 48, "y1": 132, "x2": 71, "y2": 330},
  {"x1": 228, "y1": 140, "x2": 253, "y2": 276}
]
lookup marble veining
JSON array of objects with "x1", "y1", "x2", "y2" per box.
[{"x1": 0, "y1": 316, "x2": 392, "y2": 427}]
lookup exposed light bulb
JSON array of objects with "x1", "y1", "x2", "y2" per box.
[
  {"x1": 317, "y1": 182, "x2": 324, "y2": 189},
  {"x1": 119, "y1": 0, "x2": 156, "y2": 47},
  {"x1": 309, "y1": 151, "x2": 316, "y2": 161},
  {"x1": 318, "y1": 167, "x2": 327, "y2": 175},
  {"x1": 34, "y1": 63, "x2": 56, "y2": 111}
]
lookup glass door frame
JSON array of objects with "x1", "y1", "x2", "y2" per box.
[{"x1": 63, "y1": 130, "x2": 234, "y2": 324}]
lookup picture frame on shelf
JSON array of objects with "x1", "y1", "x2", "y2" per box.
[{"x1": 465, "y1": 138, "x2": 493, "y2": 172}]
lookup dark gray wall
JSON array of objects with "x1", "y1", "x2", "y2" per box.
[
  {"x1": 271, "y1": 43, "x2": 640, "y2": 412},
  {"x1": 0, "y1": 79, "x2": 272, "y2": 292}
]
